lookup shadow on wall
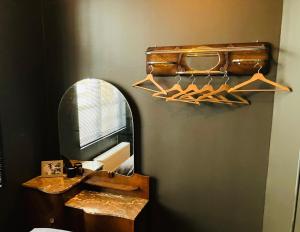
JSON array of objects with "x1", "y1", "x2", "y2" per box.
[{"x1": 147, "y1": 178, "x2": 199, "y2": 232}]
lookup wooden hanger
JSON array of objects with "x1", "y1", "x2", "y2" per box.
[
  {"x1": 152, "y1": 78, "x2": 200, "y2": 105},
  {"x1": 164, "y1": 84, "x2": 200, "y2": 105},
  {"x1": 152, "y1": 83, "x2": 181, "y2": 96},
  {"x1": 228, "y1": 65, "x2": 291, "y2": 93},
  {"x1": 132, "y1": 66, "x2": 167, "y2": 94},
  {"x1": 152, "y1": 76, "x2": 183, "y2": 98},
  {"x1": 167, "y1": 83, "x2": 227, "y2": 105},
  {"x1": 195, "y1": 77, "x2": 250, "y2": 105},
  {"x1": 132, "y1": 73, "x2": 167, "y2": 94},
  {"x1": 228, "y1": 73, "x2": 291, "y2": 92},
  {"x1": 179, "y1": 75, "x2": 214, "y2": 99},
  {"x1": 165, "y1": 80, "x2": 202, "y2": 105},
  {"x1": 166, "y1": 84, "x2": 198, "y2": 101},
  {"x1": 179, "y1": 76, "x2": 229, "y2": 104},
  {"x1": 172, "y1": 98, "x2": 200, "y2": 105}
]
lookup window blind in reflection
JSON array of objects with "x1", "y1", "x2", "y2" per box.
[{"x1": 76, "y1": 79, "x2": 126, "y2": 148}]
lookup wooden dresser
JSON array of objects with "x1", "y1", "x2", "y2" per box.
[{"x1": 22, "y1": 170, "x2": 149, "y2": 232}]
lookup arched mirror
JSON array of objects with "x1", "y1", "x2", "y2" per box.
[{"x1": 58, "y1": 79, "x2": 134, "y2": 176}]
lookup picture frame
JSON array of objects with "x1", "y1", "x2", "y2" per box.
[{"x1": 41, "y1": 160, "x2": 64, "y2": 177}]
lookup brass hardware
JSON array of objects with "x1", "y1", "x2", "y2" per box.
[{"x1": 49, "y1": 217, "x2": 55, "y2": 224}]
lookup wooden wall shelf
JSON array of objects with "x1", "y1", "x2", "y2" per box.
[{"x1": 146, "y1": 42, "x2": 270, "y2": 76}]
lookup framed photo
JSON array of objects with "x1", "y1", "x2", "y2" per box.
[{"x1": 41, "y1": 160, "x2": 64, "y2": 177}]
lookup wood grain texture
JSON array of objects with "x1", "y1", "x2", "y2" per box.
[
  {"x1": 84, "y1": 171, "x2": 150, "y2": 199},
  {"x1": 23, "y1": 184, "x2": 82, "y2": 230},
  {"x1": 146, "y1": 42, "x2": 270, "y2": 76}
]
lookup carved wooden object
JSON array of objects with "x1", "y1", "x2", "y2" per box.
[{"x1": 146, "y1": 42, "x2": 270, "y2": 76}]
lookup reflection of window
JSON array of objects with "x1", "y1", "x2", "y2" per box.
[{"x1": 76, "y1": 80, "x2": 126, "y2": 148}]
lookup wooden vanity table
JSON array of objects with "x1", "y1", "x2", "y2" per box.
[
  {"x1": 23, "y1": 79, "x2": 149, "y2": 231},
  {"x1": 22, "y1": 170, "x2": 149, "y2": 232}
]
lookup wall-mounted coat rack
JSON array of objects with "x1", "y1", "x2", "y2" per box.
[
  {"x1": 146, "y1": 42, "x2": 270, "y2": 76},
  {"x1": 133, "y1": 42, "x2": 291, "y2": 107}
]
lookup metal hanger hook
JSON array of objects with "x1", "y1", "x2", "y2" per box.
[
  {"x1": 208, "y1": 76, "x2": 213, "y2": 85},
  {"x1": 175, "y1": 75, "x2": 182, "y2": 84},
  {"x1": 205, "y1": 72, "x2": 213, "y2": 85},
  {"x1": 191, "y1": 74, "x2": 196, "y2": 84},
  {"x1": 225, "y1": 76, "x2": 230, "y2": 84},
  {"x1": 149, "y1": 65, "x2": 154, "y2": 74},
  {"x1": 254, "y1": 62, "x2": 263, "y2": 73},
  {"x1": 223, "y1": 71, "x2": 230, "y2": 84}
]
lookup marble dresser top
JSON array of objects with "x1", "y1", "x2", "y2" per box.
[
  {"x1": 65, "y1": 190, "x2": 148, "y2": 220},
  {"x1": 22, "y1": 169, "x2": 94, "y2": 194}
]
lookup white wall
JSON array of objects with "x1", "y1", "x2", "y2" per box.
[{"x1": 263, "y1": 0, "x2": 300, "y2": 231}]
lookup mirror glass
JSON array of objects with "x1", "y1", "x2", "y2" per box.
[
  {"x1": 185, "y1": 53, "x2": 220, "y2": 71},
  {"x1": 58, "y1": 79, "x2": 134, "y2": 176}
]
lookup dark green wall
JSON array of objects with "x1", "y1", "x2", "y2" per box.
[
  {"x1": 0, "y1": 0, "x2": 284, "y2": 231},
  {"x1": 44, "y1": 0, "x2": 282, "y2": 232},
  {"x1": 41, "y1": 0, "x2": 283, "y2": 231},
  {"x1": 0, "y1": 0, "x2": 44, "y2": 231}
]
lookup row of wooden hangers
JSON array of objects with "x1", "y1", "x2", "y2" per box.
[{"x1": 132, "y1": 64, "x2": 292, "y2": 106}]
